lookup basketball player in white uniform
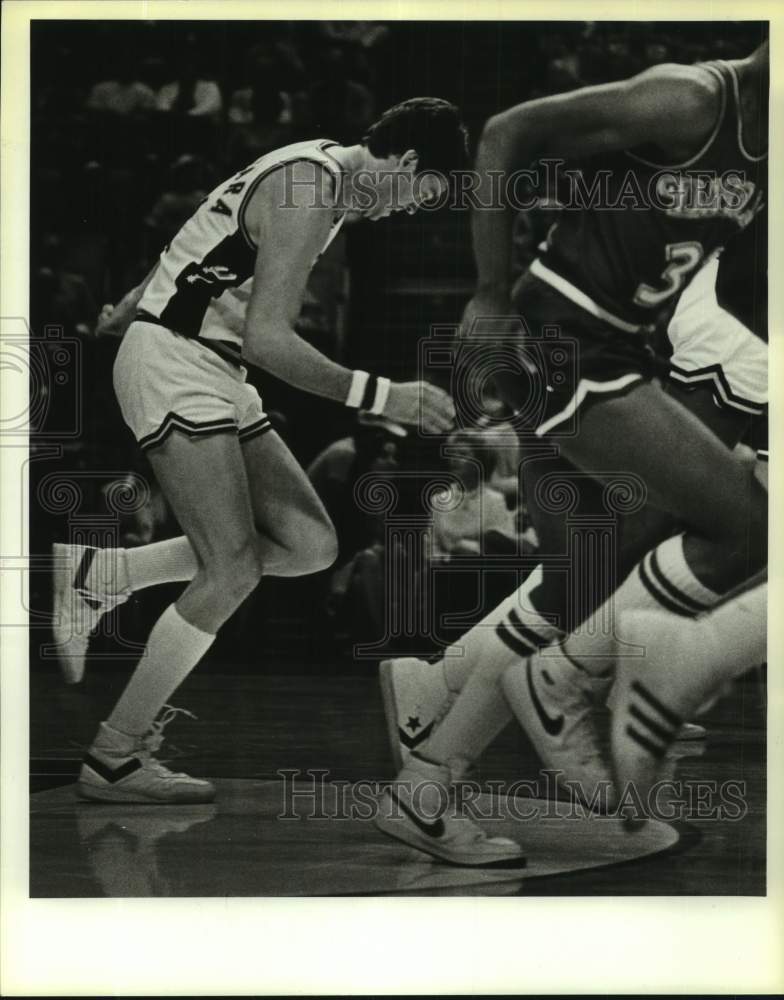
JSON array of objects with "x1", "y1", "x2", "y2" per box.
[{"x1": 51, "y1": 100, "x2": 468, "y2": 807}]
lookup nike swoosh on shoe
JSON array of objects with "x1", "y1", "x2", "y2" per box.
[
  {"x1": 387, "y1": 788, "x2": 445, "y2": 838},
  {"x1": 527, "y1": 660, "x2": 565, "y2": 736}
]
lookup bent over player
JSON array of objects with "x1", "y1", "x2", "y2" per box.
[{"x1": 52, "y1": 99, "x2": 466, "y2": 804}]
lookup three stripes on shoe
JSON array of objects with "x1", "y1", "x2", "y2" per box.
[{"x1": 625, "y1": 680, "x2": 682, "y2": 760}]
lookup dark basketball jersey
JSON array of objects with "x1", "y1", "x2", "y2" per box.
[
  {"x1": 536, "y1": 60, "x2": 767, "y2": 330},
  {"x1": 716, "y1": 209, "x2": 767, "y2": 341},
  {"x1": 138, "y1": 139, "x2": 346, "y2": 347}
]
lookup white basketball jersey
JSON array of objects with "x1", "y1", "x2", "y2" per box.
[{"x1": 138, "y1": 139, "x2": 346, "y2": 349}]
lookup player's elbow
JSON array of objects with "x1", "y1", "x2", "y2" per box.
[
  {"x1": 478, "y1": 113, "x2": 507, "y2": 152},
  {"x1": 242, "y1": 319, "x2": 286, "y2": 368},
  {"x1": 479, "y1": 108, "x2": 536, "y2": 165}
]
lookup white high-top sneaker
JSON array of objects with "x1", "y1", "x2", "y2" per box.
[
  {"x1": 77, "y1": 707, "x2": 216, "y2": 804},
  {"x1": 610, "y1": 613, "x2": 692, "y2": 811},
  {"x1": 502, "y1": 650, "x2": 615, "y2": 811},
  {"x1": 606, "y1": 677, "x2": 706, "y2": 741},
  {"x1": 374, "y1": 754, "x2": 525, "y2": 868},
  {"x1": 379, "y1": 657, "x2": 454, "y2": 770},
  {"x1": 52, "y1": 543, "x2": 130, "y2": 683}
]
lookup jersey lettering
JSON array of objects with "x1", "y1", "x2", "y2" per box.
[
  {"x1": 633, "y1": 241, "x2": 704, "y2": 307},
  {"x1": 209, "y1": 198, "x2": 233, "y2": 216},
  {"x1": 539, "y1": 61, "x2": 766, "y2": 325},
  {"x1": 139, "y1": 140, "x2": 344, "y2": 344}
]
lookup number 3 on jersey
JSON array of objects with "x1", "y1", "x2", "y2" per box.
[{"x1": 633, "y1": 241, "x2": 704, "y2": 307}]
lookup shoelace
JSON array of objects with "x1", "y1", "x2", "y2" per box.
[
  {"x1": 75, "y1": 585, "x2": 130, "y2": 612},
  {"x1": 137, "y1": 705, "x2": 198, "y2": 776}
]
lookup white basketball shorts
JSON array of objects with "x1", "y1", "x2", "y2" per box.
[
  {"x1": 113, "y1": 321, "x2": 271, "y2": 451},
  {"x1": 668, "y1": 257, "x2": 767, "y2": 416}
]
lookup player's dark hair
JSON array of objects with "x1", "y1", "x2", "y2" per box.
[{"x1": 363, "y1": 97, "x2": 469, "y2": 174}]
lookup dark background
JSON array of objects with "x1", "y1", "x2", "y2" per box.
[{"x1": 28, "y1": 19, "x2": 767, "y2": 674}]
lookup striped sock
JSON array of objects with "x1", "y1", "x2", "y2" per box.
[
  {"x1": 441, "y1": 565, "x2": 556, "y2": 692},
  {"x1": 561, "y1": 533, "x2": 720, "y2": 676},
  {"x1": 422, "y1": 569, "x2": 562, "y2": 773}
]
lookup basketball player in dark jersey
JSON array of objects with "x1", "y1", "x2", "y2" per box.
[
  {"x1": 375, "y1": 44, "x2": 769, "y2": 858},
  {"x1": 49, "y1": 101, "x2": 492, "y2": 821}
]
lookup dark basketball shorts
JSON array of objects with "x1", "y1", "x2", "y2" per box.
[{"x1": 492, "y1": 268, "x2": 663, "y2": 439}]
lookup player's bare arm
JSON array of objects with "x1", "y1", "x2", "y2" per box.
[
  {"x1": 243, "y1": 162, "x2": 455, "y2": 433},
  {"x1": 95, "y1": 262, "x2": 159, "y2": 338},
  {"x1": 466, "y1": 64, "x2": 721, "y2": 318},
  {"x1": 242, "y1": 162, "x2": 354, "y2": 399}
]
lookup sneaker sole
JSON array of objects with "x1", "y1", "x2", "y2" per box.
[
  {"x1": 374, "y1": 814, "x2": 526, "y2": 869},
  {"x1": 52, "y1": 542, "x2": 88, "y2": 685},
  {"x1": 675, "y1": 723, "x2": 707, "y2": 741},
  {"x1": 76, "y1": 780, "x2": 216, "y2": 805},
  {"x1": 379, "y1": 660, "x2": 405, "y2": 772}
]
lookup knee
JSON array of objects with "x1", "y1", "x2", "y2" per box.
[
  {"x1": 296, "y1": 517, "x2": 339, "y2": 574},
  {"x1": 210, "y1": 539, "x2": 265, "y2": 605}
]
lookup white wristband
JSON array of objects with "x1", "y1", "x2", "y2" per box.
[
  {"x1": 346, "y1": 370, "x2": 369, "y2": 408},
  {"x1": 370, "y1": 376, "x2": 391, "y2": 415}
]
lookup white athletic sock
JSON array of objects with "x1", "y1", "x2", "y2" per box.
[
  {"x1": 616, "y1": 582, "x2": 767, "y2": 725},
  {"x1": 106, "y1": 603, "x2": 214, "y2": 737},
  {"x1": 670, "y1": 582, "x2": 767, "y2": 713},
  {"x1": 421, "y1": 570, "x2": 562, "y2": 774},
  {"x1": 82, "y1": 538, "x2": 199, "y2": 597},
  {"x1": 82, "y1": 546, "x2": 131, "y2": 597},
  {"x1": 561, "y1": 534, "x2": 720, "y2": 677},
  {"x1": 125, "y1": 537, "x2": 199, "y2": 591},
  {"x1": 441, "y1": 565, "x2": 550, "y2": 692}
]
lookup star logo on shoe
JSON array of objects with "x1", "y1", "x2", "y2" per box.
[
  {"x1": 526, "y1": 660, "x2": 565, "y2": 736},
  {"x1": 406, "y1": 716, "x2": 422, "y2": 732},
  {"x1": 387, "y1": 788, "x2": 445, "y2": 838}
]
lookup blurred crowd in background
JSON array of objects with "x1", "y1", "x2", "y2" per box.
[{"x1": 30, "y1": 20, "x2": 763, "y2": 669}]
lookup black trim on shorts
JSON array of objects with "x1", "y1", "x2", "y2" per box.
[
  {"x1": 238, "y1": 417, "x2": 273, "y2": 443},
  {"x1": 535, "y1": 375, "x2": 646, "y2": 437},
  {"x1": 139, "y1": 413, "x2": 238, "y2": 452},
  {"x1": 198, "y1": 338, "x2": 244, "y2": 368},
  {"x1": 134, "y1": 311, "x2": 244, "y2": 369},
  {"x1": 669, "y1": 362, "x2": 766, "y2": 415}
]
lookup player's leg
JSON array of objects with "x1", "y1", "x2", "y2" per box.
[
  {"x1": 58, "y1": 433, "x2": 335, "y2": 599},
  {"x1": 77, "y1": 428, "x2": 266, "y2": 803},
  {"x1": 610, "y1": 575, "x2": 767, "y2": 807},
  {"x1": 414, "y1": 372, "x2": 764, "y2": 804},
  {"x1": 502, "y1": 378, "x2": 766, "y2": 795},
  {"x1": 239, "y1": 426, "x2": 337, "y2": 579},
  {"x1": 53, "y1": 330, "x2": 336, "y2": 684}
]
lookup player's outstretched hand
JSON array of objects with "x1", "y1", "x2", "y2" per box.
[
  {"x1": 94, "y1": 303, "x2": 118, "y2": 337},
  {"x1": 384, "y1": 381, "x2": 455, "y2": 434}
]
